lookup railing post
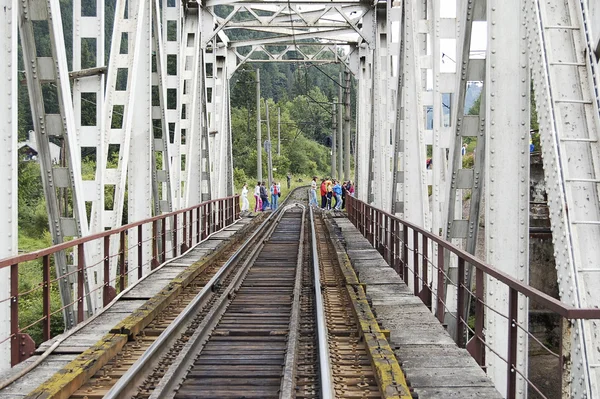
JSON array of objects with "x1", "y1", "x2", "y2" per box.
[
  {"x1": 383, "y1": 215, "x2": 389, "y2": 263},
  {"x1": 196, "y1": 206, "x2": 201, "y2": 243},
  {"x1": 104, "y1": 236, "x2": 111, "y2": 305},
  {"x1": 42, "y1": 255, "x2": 51, "y2": 341},
  {"x1": 77, "y1": 243, "x2": 85, "y2": 323},
  {"x1": 161, "y1": 217, "x2": 166, "y2": 264},
  {"x1": 137, "y1": 224, "x2": 143, "y2": 279},
  {"x1": 119, "y1": 230, "x2": 126, "y2": 291},
  {"x1": 389, "y1": 217, "x2": 396, "y2": 271},
  {"x1": 202, "y1": 204, "x2": 208, "y2": 240},
  {"x1": 208, "y1": 202, "x2": 213, "y2": 235},
  {"x1": 402, "y1": 227, "x2": 408, "y2": 283},
  {"x1": 151, "y1": 220, "x2": 158, "y2": 269},
  {"x1": 377, "y1": 212, "x2": 383, "y2": 255},
  {"x1": 11, "y1": 263, "x2": 19, "y2": 366},
  {"x1": 421, "y1": 236, "x2": 431, "y2": 308},
  {"x1": 436, "y1": 244, "x2": 445, "y2": 323},
  {"x1": 457, "y1": 257, "x2": 465, "y2": 347},
  {"x1": 474, "y1": 267, "x2": 485, "y2": 366},
  {"x1": 173, "y1": 214, "x2": 178, "y2": 258},
  {"x1": 182, "y1": 211, "x2": 188, "y2": 253},
  {"x1": 507, "y1": 287, "x2": 518, "y2": 399},
  {"x1": 413, "y1": 230, "x2": 419, "y2": 295}
]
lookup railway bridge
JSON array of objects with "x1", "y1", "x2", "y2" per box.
[{"x1": 1, "y1": 0, "x2": 600, "y2": 398}]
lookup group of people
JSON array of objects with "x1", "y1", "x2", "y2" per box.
[
  {"x1": 240, "y1": 181, "x2": 281, "y2": 213},
  {"x1": 310, "y1": 177, "x2": 354, "y2": 211}
]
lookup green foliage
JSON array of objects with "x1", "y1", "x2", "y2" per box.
[{"x1": 233, "y1": 167, "x2": 249, "y2": 190}]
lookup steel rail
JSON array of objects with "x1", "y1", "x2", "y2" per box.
[
  {"x1": 147, "y1": 204, "x2": 300, "y2": 399},
  {"x1": 104, "y1": 208, "x2": 283, "y2": 398},
  {"x1": 279, "y1": 204, "x2": 306, "y2": 398},
  {"x1": 309, "y1": 206, "x2": 334, "y2": 399}
]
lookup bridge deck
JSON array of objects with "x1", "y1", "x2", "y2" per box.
[
  {"x1": 330, "y1": 215, "x2": 503, "y2": 399},
  {"x1": 1, "y1": 212, "x2": 502, "y2": 398},
  {"x1": 0, "y1": 218, "x2": 253, "y2": 398}
]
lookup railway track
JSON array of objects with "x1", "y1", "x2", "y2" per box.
[{"x1": 69, "y1": 188, "x2": 411, "y2": 399}]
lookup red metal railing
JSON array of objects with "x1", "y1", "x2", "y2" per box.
[
  {"x1": 345, "y1": 194, "x2": 600, "y2": 399},
  {"x1": 0, "y1": 195, "x2": 239, "y2": 366}
]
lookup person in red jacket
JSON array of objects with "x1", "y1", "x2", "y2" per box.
[{"x1": 320, "y1": 179, "x2": 327, "y2": 208}]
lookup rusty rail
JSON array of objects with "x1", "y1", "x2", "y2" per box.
[
  {"x1": 345, "y1": 194, "x2": 600, "y2": 399},
  {"x1": 0, "y1": 195, "x2": 239, "y2": 366}
]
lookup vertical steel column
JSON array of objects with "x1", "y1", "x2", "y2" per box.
[
  {"x1": 180, "y1": 9, "x2": 203, "y2": 208},
  {"x1": 391, "y1": 1, "x2": 405, "y2": 217},
  {"x1": 19, "y1": 0, "x2": 91, "y2": 328},
  {"x1": 102, "y1": 0, "x2": 149, "y2": 285},
  {"x1": 355, "y1": 37, "x2": 374, "y2": 202},
  {"x1": 205, "y1": 37, "x2": 232, "y2": 199},
  {"x1": 128, "y1": 0, "x2": 153, "y2": 284},
  {"x1": 0, "y1": 0, "x2": 17, "y2": 369},
  {"x1": 443, "y1": 0, "x2": 487, "y2": 343},
  {"x1": 337, "y1": 76, "x2": 343, "y2": 180},
  {"x1": 343, "y1": 69, "x2": 352, "y2": 183},
  {"x1": 402, "y1": 0, "x2": 430, "y2": 232},
  {"x1": 163, "y1": 0, "x2": 182, "y2": 211},
  {"x1": 73, "y1": 0, "x2": 105, "y2": 312},
  {"x1": 331, "y1": 102, "x2": 337, "y2": 179},
  {"x1": 256, "y1": 69, "x2": 262, "y2": 183},
  {"x1": 151, "y1": 0, "x2": 174, "y2": 219},
  {"x1": 486, "y1": 0, "x2": 529, "y2": 395}
]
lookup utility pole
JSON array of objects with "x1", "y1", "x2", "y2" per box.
[
  {"x1": 331, "y1": 102, "x2": 337, "y2": 178},
  {"x1": 344, "y1": 69, "x2": 351, "y2": 181},
  {"x1": 338, "y1": 72, "x2": 344, "y2": 180},
  {"x1": 277, "y1": 107, "x2": 281, "y2": 156},
  {"x1": 265, "y1": 100, "x2": 273, "y2": 187},
  {"x1": 256, "y1": 69, "x2": 262, "y2": 182}
]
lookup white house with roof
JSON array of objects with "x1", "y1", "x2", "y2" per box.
[{"x1": 18, "y1": 131, "x2": 61, "y2": 164}]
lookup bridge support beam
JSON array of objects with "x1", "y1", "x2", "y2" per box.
[
  {"x1": 0, "y1": 0, "x2": 18, "y2": 370},
  {"x1": 485, "y1": 0, "x2": 530, "y2": 395}
]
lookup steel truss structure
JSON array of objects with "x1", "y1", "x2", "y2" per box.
[{"x1": 3, "y1": 0, "x2": 600, "y2": 396}]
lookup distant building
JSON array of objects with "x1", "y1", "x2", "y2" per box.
[{"x1": 18, "y1": 131, "x2": 61, "y2": 164}]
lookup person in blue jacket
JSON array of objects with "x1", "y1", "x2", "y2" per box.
[{"x1": 332, "y1": 180, "x2": 343, "y2": 210}]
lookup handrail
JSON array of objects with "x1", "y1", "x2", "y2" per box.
[
  {"x1": 345, "y1": 193, "x2": 600, "y2": 399},
  {"x1": 345, "y1": 194, "x2": 600, "y2": 320},
  {"x1": 1, "y1": 195, "x2": 240, "y2": 366},
  {"x1": 0, "y1": 195, "x2": 240, "y2": 268}
]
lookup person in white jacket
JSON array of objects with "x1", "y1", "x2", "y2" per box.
[{"x1": 241, "y1": 183, "x2": 250, "y2": 212}]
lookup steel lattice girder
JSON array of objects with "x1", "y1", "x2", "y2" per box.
[
  {"x1": 526, "y1": 0, "x2": 600, "y2": 396},
  {"x1": 0, "y1": 0, "x2": 18, "y2": 371},
  {"x1": 442, "y1": 0, "x2": 486, "y2": 344},
  {"x1": 18, "y1": 0, "x2": 92, "y2": 328}
]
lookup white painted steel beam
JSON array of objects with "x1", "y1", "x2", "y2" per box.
[
  {"x1": 128, "y1": 0, "x2": 153, "y2": 283},
  {"x1": 102, "y1": 0, "x2": 149, "y2": 274},
  {"x1": 0, "y1": 0, "x2": 17, "y2": 370},
  {"x1": 18, "y1": 0, "x2": 91, "y2": 327},
  {"x1": 485, "y1": 0, "x2": 529, "y2": 396},
  {"x1": 73, "y1": 0, "x2": 105, "y2": 311},
  {"x1": 402, "y1": 0, "x2": 430, "y2": 231},
  {"x1": 151, "y1": 0, "x2": 174, "y2": 218},
  {"x1": 442, "y1": 0, "x2": 486, "y2": 342},
  {"x1": 526, "y1": 0, "x2": 600, "y2": 396}
]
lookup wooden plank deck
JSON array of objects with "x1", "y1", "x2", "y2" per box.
[{"x1": 331, "y1": 216, "x2": 503, "y2": 399}]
